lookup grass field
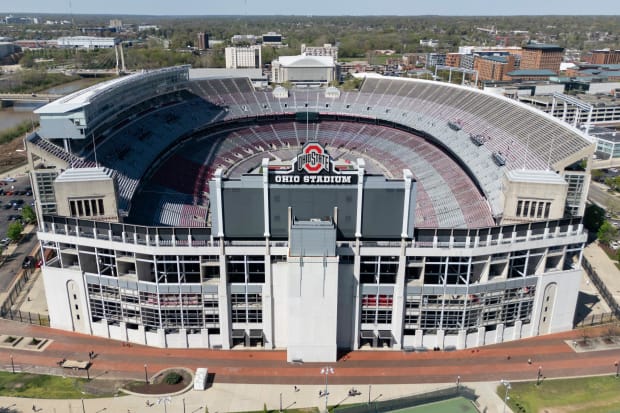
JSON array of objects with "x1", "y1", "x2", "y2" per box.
[
  {"x1": 498, "y1": 375, "x2": 620, "y2": 413},
  {"x1": 0, "y1": 371, "x2": 119, "y2": 399},
  {"x1": 387, "y1": 397, "x2": 478, "y2": 413}
]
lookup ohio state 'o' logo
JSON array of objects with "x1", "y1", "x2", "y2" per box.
[{"x1": 297, "y1": 143, "x2": 330, "y2": 174}]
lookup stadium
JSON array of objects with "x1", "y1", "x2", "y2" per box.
[{"x1": 28, "y1": 65, "x2": 594, "y2": 362}]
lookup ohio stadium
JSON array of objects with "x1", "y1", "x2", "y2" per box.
[{"x1": 28, "y1": 65, "x2": 594, "y2": 362}]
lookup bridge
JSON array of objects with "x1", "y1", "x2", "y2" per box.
[{"x1": 0, "y1": 93, "x2": 62, "y2": 104}]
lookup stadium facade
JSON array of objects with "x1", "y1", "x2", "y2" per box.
[{"x1": 29, "y1": 66, "x2": 594, "y2": 362}]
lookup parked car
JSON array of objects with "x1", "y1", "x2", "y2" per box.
[
  {"x1": 22, "y1": 256, "x2": 36, "y2": 269},
  {"x1": 0, "y1": 238, "x2": 10, "y2": 247},
  {"x1": 2, "y1": 177, "x2": 16, "y2": 182}
]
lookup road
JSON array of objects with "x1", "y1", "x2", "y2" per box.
[{"x1": 588, "y1": 181, "x2": 620, "y2": 211}]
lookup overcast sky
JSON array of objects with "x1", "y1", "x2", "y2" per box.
[{"x1": 3, "y1": 0, "x2": 620, "y2": 16}]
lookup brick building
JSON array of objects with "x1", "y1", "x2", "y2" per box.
[{"x1": 520, "y1": 43, "x2": 564, "y2": 74}]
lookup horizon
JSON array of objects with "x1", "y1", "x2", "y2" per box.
[{"x1": 2, "y1": 0, "x2": 619, "y2": 17}]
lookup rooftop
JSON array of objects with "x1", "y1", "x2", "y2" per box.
[
  {"x1": 523, "y1": 43, "x2": 564, "y2": 51},
  {"x1": 55, "y1": 167, "x2": 112, "y2": 183},
  {"x1": 505, "y1": 169, "x2": 566, "y2": 185},
  {"x1": 507, "y1": 69, "x2": 557, "y2": 77}
]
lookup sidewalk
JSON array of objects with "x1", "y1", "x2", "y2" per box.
[
  {"x1": 0, "y1": 381, "x2": 510, "y2": 413},
  {"x1": 583, "y1": 241, "x2": 620, "y2": 309}
]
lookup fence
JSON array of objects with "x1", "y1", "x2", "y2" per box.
[
  {"x1": 0, "y1": 268, "x2": 50, "y2": 327},
  {"x1": 0, "y1": 268, "x2": 31, "y2": 316},
  {"x1": 581, "y1": 257, "x2": 620, "y2": 322},
  {"x1": 0, "y1": 308, "x2": 50, "y2": 326},
  {"x1": 334, "y1": 385, "x2": 478, "y2": 413}
]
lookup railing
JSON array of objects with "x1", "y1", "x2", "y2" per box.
[
  {"x1": 39, "y1": 215, "x2": 584, "y2": 251},
  {"x1": 334, "y1": 385, "x2": 477, "y2": 413},
  {"x1": 0, "y1": 309, "x2": 50, "y2": 327},
  {"x1": 581, "y1": 257, "x2": 620, "y2": 320}
]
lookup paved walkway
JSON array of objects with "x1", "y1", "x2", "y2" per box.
[
  {"x1": 583, "y1": 241, "x2": 620, "y2": 308},
  {"x1": 0, "y1": 319, "x2": 619, "y2": 413}
]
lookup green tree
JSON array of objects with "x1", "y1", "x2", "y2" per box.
[
  {"x1": 21, "y1": 204, "x2": 36, "y2": 225},
  {"x1": 592, "y1": 169, "x2": 604, "y2": 182},
  {"x1": 19, "y1": 53, "x2": 34, "y2": 68},
  {"x1": 597, "y1": 220, "x2": 617, "y2": 245},
  {"x1": 583, "y1": 203, "x2": 606, "y2": 234},
  {"x1": 7, "y1": 221, "x2": 24, "y2": 242}
]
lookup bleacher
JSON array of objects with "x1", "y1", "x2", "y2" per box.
[{"x1": 33, "y1": 75, "x2": 590, "y2": 229}]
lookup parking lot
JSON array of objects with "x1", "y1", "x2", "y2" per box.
[{"x1": 0, "y1": 174, "x2": 33, "y2": 243}]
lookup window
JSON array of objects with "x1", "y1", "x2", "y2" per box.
[{"x1": 68, "y1": 197, "x2": 105, "y2": 217}]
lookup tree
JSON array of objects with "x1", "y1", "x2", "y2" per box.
[
  {"x1": 7, "y1": 221, "x2": 23, "y2": 242},
  {"x1": 21, "y1": 204, "x2": 36, "y2": 225},
  {"x1": 592, "y1": 169, "x2": 604, "y2": 182},
  {"x1": 583, "y1": 203, "x2": 606, "y2": 233},
  {"x1": 597, "y1": 220, "x2": 617, "y2": 245}
]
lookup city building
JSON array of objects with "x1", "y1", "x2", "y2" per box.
[
  {"x1": 271, "y1": 55, "x2": 336, "y2": 85},
  {"x1": 231, "y1": 35, "x2": 257, "y2": 45},
  {"x1": 56, "y1": 36, "x2": 119, "y2": 49},
  {"x1": 262, "y1": 32, "x2": 283, "y2": 46},
  {"x1": 301, "y1": 43, "x2": 338, "y2": 60},
  {"x1": 197, "y1": 32, "x2": 209, "y2": 50},
  {"x1": 109, "y1": 19, "x2": 123, "y2": 31},
  {"x1": 29, "y1": 67, "x2": 593, "y2": 363},
  {"x1": 225, "y1": 46, "x2": 262, "y2": 69},
  {"x1": 584, "y1": 49, "x2": 620, "y2": 65},
  {"x1": 505, "y1": 69, "x2": 557, "y2": 82},
  {"x1": 520, "y1": 43, "x2": 564, "y2": 74},
  {"x1": 0, "y1": 42, "x2": 16, "y2": 59},
  {"x1": 473, "y1": 55, "x2": 516, "y2": 82}
]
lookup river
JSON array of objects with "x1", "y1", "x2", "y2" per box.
[{"x1": 0, "y1": 78, "x2": 97, "y2": 132}]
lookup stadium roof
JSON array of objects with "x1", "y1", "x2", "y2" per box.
[
  {"x1": 277, "y1": 55, "x2": 334, "y2": 67},
  {"x1": 34, "y1": 73, "x2": 140, "y2": 114}
]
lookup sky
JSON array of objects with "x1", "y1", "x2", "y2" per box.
[{"x1": 3, "y1": 0, "x2": 620, "y2": 16}]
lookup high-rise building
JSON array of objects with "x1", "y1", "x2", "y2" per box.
[
  {"x1": 197, "y1": 32, "x2": 209, "y2": 50},
  {"x1": 520, "y1": 43, "x2": 564, "y2": 74},
  {"x1": 225, "y1": 45, "x2": 262, "y2": 69}
]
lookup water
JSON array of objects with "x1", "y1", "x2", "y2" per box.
[
  {"x1": 0, "y1": 106, "x2": 37, "y2": 131},
  {"x1": 43, "y1": 78, "x2": 95, "y2": 95},
  {"x1": 0, "y1": 78, "x2": 96, "y2": 133}
]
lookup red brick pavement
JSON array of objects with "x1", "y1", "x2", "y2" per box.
[{"x1": 1, "y1": 319, "x2": 619, "y2": 385}]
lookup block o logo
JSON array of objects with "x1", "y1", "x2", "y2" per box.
[{"x1": 297, "y1": 143, "x2": 330, "y2": 174}]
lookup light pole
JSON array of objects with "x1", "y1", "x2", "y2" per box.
[
  {"x1": 144, "y1": 364, "x2": 148, "y2": 384},
  {"x1": 537, "y1": 365, "x2": 543, "y2": 385},
  {"x1": 320, "y1": 366, "x2": 334, "y2": 412},
  {"x1": 279, "y1": 392, "x2": 282, "y2": 413},
  {"x1": 368, "y1": 384, "x2": 371, "y2": 405},
  {"x1": 615, "y1": 361, "x2": 619, "y2": 378},
  {"x1": 500, "y1": 380, "x2": 511, "y2": 413},
  {"x1": 10, "y1": 354, "x2": 14, "y2": 374}
]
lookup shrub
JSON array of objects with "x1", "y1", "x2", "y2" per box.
[{"x1": 164, "y1": 372, "x2": 182, "y2": 385}]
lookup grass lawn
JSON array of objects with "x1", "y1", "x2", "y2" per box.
[
  {"x1": 498, "y1": 376, "x2": 620, "y2": 413},
  {"x1": 0, "y1": 371, "x2": 118, "y2": 399}
]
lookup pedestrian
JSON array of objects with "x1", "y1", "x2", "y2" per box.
[
  {"x1": 32, "y1": 405, "x2": 36, "y2": 412},
  {"x1": 294, "y1": 385, "x2": 298, "y2": 392},
  {"x1": 528, "y1": 358, "x2": 532, "y2": 365}
]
